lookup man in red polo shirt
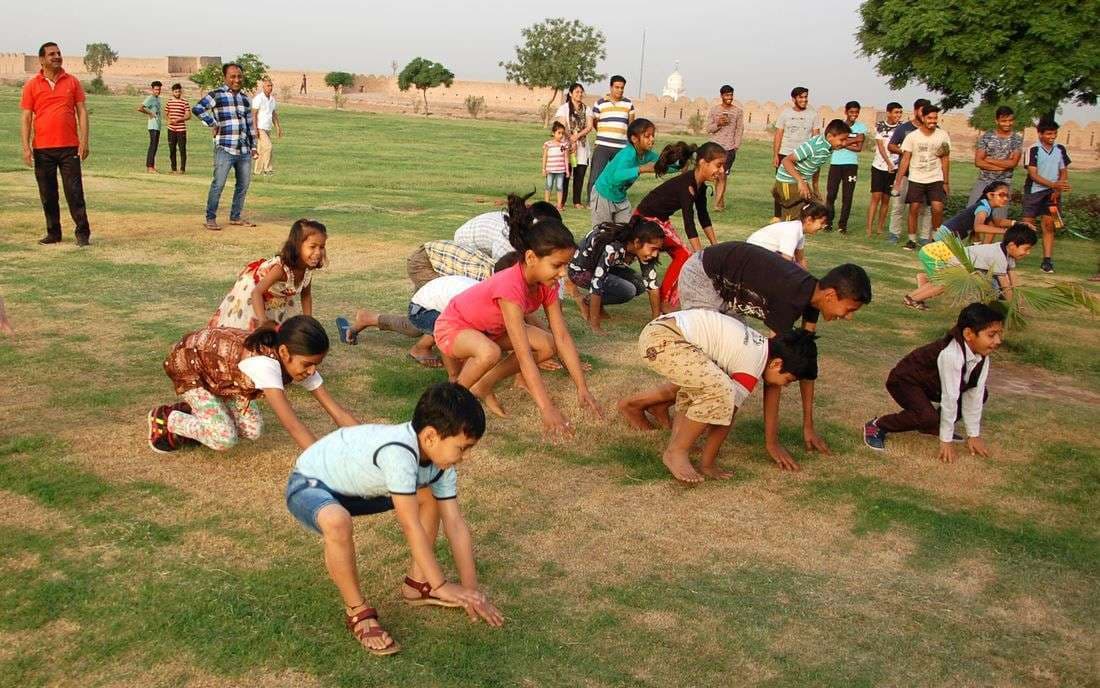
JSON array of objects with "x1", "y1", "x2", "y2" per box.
[{"x1": 20, "y1": 41, "x2": 92, "y2": 246}]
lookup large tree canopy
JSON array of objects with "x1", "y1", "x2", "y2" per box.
[
  {"x1": 857, "y1": 0, "x2": 1098, "y2": 121},
  {"x1": 500, "y1": 17, "x2": 607, "y2": 107},
  {"x1": 398, "y1": 57, "x2": 455, "y2": 115}
]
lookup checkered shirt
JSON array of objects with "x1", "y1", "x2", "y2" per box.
[
  {"x1": 192, "y1": 85, "x2": 255, "y2": 156},
  {"x1": 422, "y1": 241, "x2": 495, "y2": 281},
  {"x1": 453, "y1": 211, "x2": 514, "y2": 260}
]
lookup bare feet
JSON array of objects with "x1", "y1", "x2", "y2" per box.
[
  {"x1": 617, "y1": 399, "x2": 656, "y2": 430},
  {"x1": 649, "y1": 402, "x2": 673, "y2": 429},
  {"x1": 699, "y1": 465, "x2": 734, "y2": 480},
  {"x1": 662, "y1": 448, "x2": 703, "y2": 484},
  {"x1": 574, "y1": 203, "x2": 585, "y2": 209},
  {"x1": 470, "y1": 381, "x2": 508, "y2": 417},
  {"x1": 578, "y1": 294, "x2": 591, "y2": 320}
]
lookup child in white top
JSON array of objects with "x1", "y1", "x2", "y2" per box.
[
  {"x1": 745, "y1": 201, "x2": 828, "y2": 268},
  {"x1": 287, "y1": 383, "x2": 503, "y2": 657}
]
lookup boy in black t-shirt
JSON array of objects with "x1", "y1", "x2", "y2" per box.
[{"x1": 672, "y1": 242, "x2": 873, "y2": 470}]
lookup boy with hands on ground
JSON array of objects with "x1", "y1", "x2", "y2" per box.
[{"x1": 285, "y1": 382, "x2": 503, "y2": 657}]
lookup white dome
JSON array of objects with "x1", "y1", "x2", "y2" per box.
[{"x1": 662, "y1": 63, "x2": 685, "y2": 99}]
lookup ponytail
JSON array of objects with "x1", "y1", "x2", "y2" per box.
[
  {"x1": 654, "y1": 141, "x2": 697, "y2": 177},
  {"x1": 243, "y1": 314, "x2": 330, "y2": 357},
  {"x1": 505, "y1": 192, "x2": 576, "y2": 257},
  {"x1": 588, "y1": 217, "x2": 664, "y2": 256}
]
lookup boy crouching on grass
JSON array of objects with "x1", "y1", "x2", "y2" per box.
[
  {"x1": 864, "y1": 303, "x2": 1002, "y2": 463},
  {"x1": 285, "y1": 382, "x2": 503, "y2": 657},
  {"x1": 618, "y1": 309, "x2": 818, "y2": 483}
]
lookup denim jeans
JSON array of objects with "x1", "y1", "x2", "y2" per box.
[
  {"x1": 285, "y1": 471, "x2": 394, "y2": 535},
  {"x1": 206, "y1": 147, "x2": 253, "y2": 221}
]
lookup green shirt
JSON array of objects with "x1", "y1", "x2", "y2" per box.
[
  {"x1": 143, "y1": 95, "x2": 162, "y2": 131},
  {"x1": 594, "y1": 145, "x2": 659, "y2": 203},
  {"x1": 775, "y1": 134, "x2": 832, "y2": 184}
]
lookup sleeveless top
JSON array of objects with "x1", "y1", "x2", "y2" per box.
[{"x1": 163, "y1": 327, "x2": 283, "y2": 399}]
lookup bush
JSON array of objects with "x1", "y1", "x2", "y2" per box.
[
  {"x1": 465, "y1": 95, "x2": 486, "y2": 119},
  {"x1": 83, "y1": 77, "x2": 111, "y2": 95},
  {"x1": 687, "y1": 111, "x2": 705, "y2": 135},
  {"x1": 124, "y1": 84, "x2": 140, "y2": 97}
]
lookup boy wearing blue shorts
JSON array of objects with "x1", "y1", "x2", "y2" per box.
[
  {"x1": 285, "y1": 382, "x2": 503, "y2": 656},
  {"x1": 1021, "y1": 120, "x2": 1071, "y2": 273}
]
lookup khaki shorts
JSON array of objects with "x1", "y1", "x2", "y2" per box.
[
  {"x1": 638, "y1": 318, "x2": 736, "y2": 425},
  {"x1": 772, "y1": 181, "x2": 804, "y2": 221},
  {"x1": 407, "y1": 246, "x2": 440, "y2": 291}
]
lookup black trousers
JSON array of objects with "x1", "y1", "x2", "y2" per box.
[
  {"x1": 826, "y1": 164, "x2": 858, "y2": 229},
  {"x1": 570, "y1": 164, "x2": 588, "y2": 205},
  {"x1": 33, "y1": 146, "x2": 90, "y2": 241},
  {"x1": 876, "y1": 379, "x2": 988, "y2": 435},
  {"x1": 146, "y1": 129, "x2": 161, "y2": 169},
  {"x1": 586, "y1": 145, "x2": 617, "y2": 204},
  {"x1": 168, "y1": 130, "x2": 187, "y2": 171}
]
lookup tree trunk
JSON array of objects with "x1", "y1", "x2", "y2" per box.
[
  {"x1": 543, "y1": 88, "x2": 561, "y2": 126},
  {"x1": 422, "y1": 88, "x2": 429, "y2": 116}
]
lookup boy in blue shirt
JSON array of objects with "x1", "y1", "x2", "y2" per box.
[
  {"x1": 1021, "y1": 120, "x2": 1071, "y2": 273},
  {"x1": 824, "y1": 101, "x2": 868, "y2": 233},
  {"x1": 286, "y1": 382, "x2": 503, "y2": 656}
]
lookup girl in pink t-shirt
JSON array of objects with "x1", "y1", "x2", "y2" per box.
[{"x1": 435, "y1": 195, "x2": 603, "y2": 435}]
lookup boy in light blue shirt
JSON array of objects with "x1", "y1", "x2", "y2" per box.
[
  {"x1": 286, "y1": 382, "x2": 503, "y2": 656},
  {"x1": 824, "y1": 101, "x2": 868, "y2": 233},
  {"x1": 137, "y1": 80, "x2": 163, "y2": 172},
  {"x1": 1021, "y1": 120, "x2": 1071, "y2": 273}
]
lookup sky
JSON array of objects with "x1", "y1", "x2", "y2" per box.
[{"x1": 4, "y1": 0, "x2": 1095, "y2": 120}]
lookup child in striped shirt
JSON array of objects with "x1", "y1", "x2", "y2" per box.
[{"x1": 542, "y1": 122, "x2": 570, "y2": 210}]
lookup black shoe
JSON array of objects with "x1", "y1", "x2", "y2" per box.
[
  {"x1": 75, "y1": 236, "x2": 90, "y2": 247},
  {"x1": 838, "y1": 227, "x2": 848, "y2": 235},
  {"x1": 38, "y1": 235, "x2": 62, "y2": 245},
  {"x1": 903, "y1": 240, "x2": 917, "y2": 251},
  {"x1": 1041, "y1": 258, "x2": 1054, "y2": 274}
]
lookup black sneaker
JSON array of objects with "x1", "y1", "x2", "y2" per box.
[
  {"x1": 75, "y1": 236, "x2": 90, "y2": 247},
  {"x1": 903, "y1": 240, "x2": 917, "y2": 251},
  {"x1": 38, "y1": 235, "x2": 62, "y2": 245},
  {"x1": 148, "y1": 405, "x2": 182, "y2": 453},
  {"x1": 838, "y1": 227, "x2": 848, "y2": 235},
  {"x1": 864, "y1": 419, "x2": 886, "y2": 451},
  {"x1": 1041, "y1": 259, "x2": 1054, "y2": 273}
]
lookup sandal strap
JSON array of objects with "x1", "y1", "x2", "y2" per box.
[
  {"x1": 345, "y1": 607, "x2": 378, "y2": 631},
  {"x1": 404, "y1": 576, "x2": 433, "y2": 598}
]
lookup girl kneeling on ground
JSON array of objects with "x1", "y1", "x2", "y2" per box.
[{"x1": 148, "y1": 315, "x2": 358, "y2": 453}]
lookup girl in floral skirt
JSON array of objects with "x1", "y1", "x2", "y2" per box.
[{"x1": 209, "y1": 219, "x2": 328, "y2": 330}]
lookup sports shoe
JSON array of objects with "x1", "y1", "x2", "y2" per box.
[
  {"x1": 903, "y1": 240, "x2": 917, "y2": 251},
  {"x1": 1040, "y1": 258, "x2": 1054, "y2": 274},
  {"x1": 886, "y1": 234, "x2": 899, "y2": 245},
  {"x1": 903, "y1": 295, "x2": 928, "y2": 311},
  {"x1": 75, "y1": 236, "x2": 90, "y2": 247},
  {"x1": 864, "y1": 419, "x2": 886, "y2": 451},
  {"x1": 38, "y1": 235, "x2": 62, "y2": 245},
  {"x1": 148, "y1": 404, "x2": 183, "y2": 453},
  {"x1": 838, "y1": 227, "x2": 848, "y2": 235}
]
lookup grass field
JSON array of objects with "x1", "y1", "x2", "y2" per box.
[{"x1": 1, "y1": 87, "x2": 1099, "y2": 687}]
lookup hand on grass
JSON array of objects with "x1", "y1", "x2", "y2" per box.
[
  {"x1": 541, "y1": 406, "x2": 573, "y2": 439},
  {"x1": 434, "y1": 582, "x2": 486, "y2": 608},
  {"x1": 578, "y1": 389, "x2": 606, "y2": 421},
  {"x1": 467, "y1": 596, "x2": 505, "y2": 627},
  {"x1": 803, "y1": 428, "x2": 832, "y2": 455},
  {"x1": 965, "y1": 436, "x2": 990, "y2": 458},
  {"x1": 937, "y1": 442, "x2": 956, "y2": 463},
  {"x1": 766, "y1": 441, "x2": 802, "y2": 472}
]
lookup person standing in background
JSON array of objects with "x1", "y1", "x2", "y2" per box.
[
  {"x1": 824, "y1": 100, "x2": 867, "y2": 234},
  {"x1": 299, "y1": 73, "x2": 307, "y2": 95},
  {"x1": 887, "y1": 98, "x2": 932, "y2": 244},
  {"x1": 772, "y1": 87, "x2": 819, "y2": 220},
  {"x1": 165, "y1": 83, "x2": 191, "y2": 174},
  {"x1": 586, "y1": 75, "x2": 635, "y2": 204},
  {"x1": 969, "y1": 106, "x2": 1023, "y2": 229},
  {"x1": 192, "y1": 63, "x2": 257, "y2": 230},
  {"x1": 554, "y1": 83, "x2": 593, "y2": 209},
  {"x1": 20, "y1": 41, "x2": 92, "y2": 246},
  {"x1": 252, "y1": 77, "x2": 283, "y2": 175},
  {"x1": 706, "y1": 85, "x2": 744, "y2": 212},
  {"x1": 137, "y1": 80, "x2": 163, "y2": 173}
]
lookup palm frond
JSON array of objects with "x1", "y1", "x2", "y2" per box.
[
  {"x1": 937, "y1": 232, "x2": 976, "y2": 272},
  {"x1": 930, "y1": 264, "x2": 994, "y2": 305}
]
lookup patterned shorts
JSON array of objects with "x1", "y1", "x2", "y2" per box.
[{"x1": 638, "y1": 318, "x2": 736, "y2": 426}]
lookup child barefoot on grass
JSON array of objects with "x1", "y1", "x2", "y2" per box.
[
  {"x1": 567, "y1": 217, "x2": 665, "y2": 334},
  {"x1": 336, "y1": 253, "x2": 522, "y2": 370},
  {"x1": 286, "y1": 382, "x2": 503, "y2": 657},
  {"x1": 619, "y1": 310, "x2": 818, "y2": 483},
  {"x1": 745, "y1": 200, "x2": 828, "y2": 268},
  {"x1": 904, "y1": 224, "x2": 1037, "y2": 311},
  {"x1": 148, "y1": 315, "x2": 358, "y2": 453},
  {"x1": 210, "y1": 219, "x2": 327, "y2": 330},
  {"x1": 434, "y1": 199, "x2": 603, "y2": 435},
  {"x1": 865, "y1": 303, "x2": 1003, "y2": 462}
]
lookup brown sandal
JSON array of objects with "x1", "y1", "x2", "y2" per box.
[
  {"x1": 401, "y1": 577, "x2": 462, "y2": 608},
  {"x1": 345, "y1": 606, "x2": 401, "y2": 656}
]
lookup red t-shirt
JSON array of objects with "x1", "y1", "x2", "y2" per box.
[
  {"x1": 440, "y1": 263, "x2": 558, "y2": 339},
  {"x1": 20, "y1": 69, "x2": 86, "y2": 150}
]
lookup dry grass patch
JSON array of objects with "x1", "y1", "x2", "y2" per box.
[{"x1": 0, "y1": 490, "x2": 72, "y2": 532}]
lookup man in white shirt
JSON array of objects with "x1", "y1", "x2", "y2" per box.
[
  {"x1": 252, "y1": 77, "x2": 283, "y2": 175},
  {"x1": 893, "y1": 105, "x2": 951, "y2": 250},
  {"x1": 772, "y1": 86, "x2": 819, "y2": 218}
]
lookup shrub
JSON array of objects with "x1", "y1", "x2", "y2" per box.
[
  {"x1": 83, "y1": 77, "x2": 111, "y2": 95},
  {"x1": 687, "y1": 111, "x2": 705, "y2": 135},
  {"x1": 465, "y1": 95, "x2": 486, "y2": 119},
  {"x1": 123, "y1": 84, "x2": 140, "y2": 97}
]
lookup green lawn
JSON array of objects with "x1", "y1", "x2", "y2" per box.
[{"x1": 1, "y1": 87, "x2": 1098, "y2": 687}]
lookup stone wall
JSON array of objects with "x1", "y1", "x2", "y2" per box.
[{"x1": 0, "y1": 52, "x2": 23, "y2": 74}]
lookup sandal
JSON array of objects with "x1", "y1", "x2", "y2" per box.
[
  {"x1": 401, "y1": 577, "x2": 462, "y2": 608},
  {"x1": 903, "y1": 295, "x2": 928, "y2": 311},
  {"x1": 345, "y1": 606, "x2": 401, "y2": 656},
  {"x1": 335, "y1": 316, "x2": 357, "y2": 345},
  {"x1": 408, "y1": 352, "x2": 443, "y2": 369}
]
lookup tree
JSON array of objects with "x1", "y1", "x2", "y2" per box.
[
  {"x1": 500, "y1": 18, "x2": 606, "y2": 112},
  {"x1": 857, "y1": 0, "x2": 1098, "y2": 123},
  {"x1": 324, "y1": 72, "x2": 356, "y2": 109},
  {"x1": 83, "y1": 43, "x2": 118, "y2": 80},
  {"x1": 397, "y1": 57, "x2": 454, "y2": 115},
  {"x1": 189, "y1": 53, "x2": 269, "y2": 92}
]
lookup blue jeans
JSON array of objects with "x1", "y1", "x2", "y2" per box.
[
  {"x1": 408, "y1": 303, "x2": 441, "y2": 335},
  {"x1": 206, "y1": 147, "x2": 253, "y2": 221},
  {"x1": 285, "y1": 471, "x2": 394, "y2": 535}
]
